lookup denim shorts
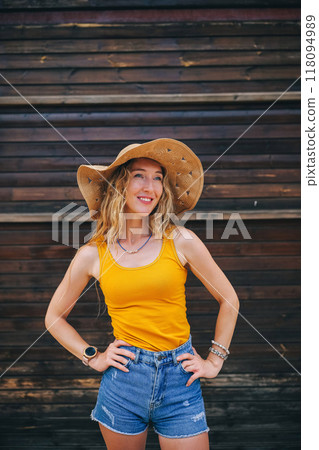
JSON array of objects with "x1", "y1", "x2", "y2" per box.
[{"x1": 90, "y1": 334, "x2": 210, "y2": 439}]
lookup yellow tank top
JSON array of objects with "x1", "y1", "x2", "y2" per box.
[{"x1": 94, "y1": 228, "x2": 190, "y2": 351}]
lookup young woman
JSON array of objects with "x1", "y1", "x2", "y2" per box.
[{"x1": 45, "y1": 138, "x2": 239, "y2": 450}]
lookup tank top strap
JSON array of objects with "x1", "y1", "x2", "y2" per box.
[
  {"x1": 163, "y1": 229, "x2": 187, "y2": 271},
  {"x1": 92, "y1": 236, "x2": 111, "y2": 279}
]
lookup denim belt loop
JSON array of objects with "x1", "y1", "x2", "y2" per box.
[
  {"x1": 171, "y1": 349, "x2": 178, "y2": 366},
  {"x1": 134, "y1": 348, "x2": 141, "y2": 364}
]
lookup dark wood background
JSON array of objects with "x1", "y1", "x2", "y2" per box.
[{"x1": 0, "y1": 1, "x2": 300, "y2": 449}]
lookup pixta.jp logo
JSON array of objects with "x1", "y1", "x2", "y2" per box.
[{"x1": 52, "y1": 203, "x2": 97, "y2": 249}]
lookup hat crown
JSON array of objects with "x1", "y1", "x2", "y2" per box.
[{"x1": 116, "y1": 143, "x2": 141, "y2": 161}]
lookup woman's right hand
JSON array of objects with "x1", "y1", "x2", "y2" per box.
[{"x1": 88, "y1": 339, "x2": 136, "y2": 373}]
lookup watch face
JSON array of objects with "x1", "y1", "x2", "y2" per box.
[{"x1": 85, "y1": 346, "x2": 96, "y2": 357}]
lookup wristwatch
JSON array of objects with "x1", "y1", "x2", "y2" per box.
[{"x1": 82, "y1": 345, "x2": 98, "y2": 366}]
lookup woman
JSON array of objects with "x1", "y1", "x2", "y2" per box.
[{"x1": 45, "y1": 138, "x2": 239, "y2": 450}]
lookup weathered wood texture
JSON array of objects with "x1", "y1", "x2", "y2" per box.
[
  {"x1": 0, "y1": 5, "x2": 300, "y2": 450},
  {"x1": 0, "y1": 1, "x2": 302, "y2": 10},
  {"x1": 0, "y1": 110, "x2": 301, "y2": 214},
  {"x1": 0, "y1": 220, "x2": 301, "y2": 449},
  {"x1": 0, "y1": 6, "x2": 301, "y2": 217}
]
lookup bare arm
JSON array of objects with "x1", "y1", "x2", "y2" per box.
[
  {"x1": 44, "y1": 244, "x2": 98, "y2": 362},
  {"x1": 175, "y1": 226, "x2": 240, "y2": 370},
  {"x1": 44, "y1": 244, "x2": 136, "y2": 372}
]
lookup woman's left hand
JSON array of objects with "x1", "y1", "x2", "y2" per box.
[{"x1": 176, "y1": 346, "x2": 224, "y2": 387}]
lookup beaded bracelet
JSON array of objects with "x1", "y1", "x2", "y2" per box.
[
  {"x1": 209, "y1": 347, "x2": 229, "y2": 361},
  {"x1": 211, "y1": 339, "x2": 230, "y2": 355}
]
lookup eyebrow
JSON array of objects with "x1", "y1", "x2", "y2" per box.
[{"x1": 131, "y1": 168, "x2": 163, "y2": 175}]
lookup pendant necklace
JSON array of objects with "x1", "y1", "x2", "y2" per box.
[{"x1": 117, "y1": 233, "x2": 153, "y2": 254}]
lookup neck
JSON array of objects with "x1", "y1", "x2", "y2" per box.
[{"x1": 121, "y1": 218, "x2": 151, "y2": 245}]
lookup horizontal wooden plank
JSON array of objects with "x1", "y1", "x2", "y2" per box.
[
  {"x1": 202, "y1": 184, "x2": 300, "y2": 198},
  {"x1": 0, "y1": 341, "x2": 300, "y2": 363},
  {"x1": 0, "y1": 296, "x2": 301, "y2": 318},
  {"x1": 0, "y1": 199, "x2": 301, "y2": 215},
  {"x1": 0, "y1": 22, "x2": 301, "y2": 41},
  {"x1": 0, "y1": 169, "x2": 301, "y2": 188},
  {"x1": 204, "y1": 169, "x2": 300, "y2": 184},
  {"x1": 0, "y1": 81, "x2": 302, "y2": 98},
  {"x1": 0, "y1": 36, "x2": 301, "y2": 54},
  {"x1": 0, "y1": 154, "x2": 301, "y2": 172},
  {"x1": 0, "y1": 429, "x2": 300, "y2": 448},
  {"x1": 0, "y1": 1, "x2": 302, "y2": 10},
  {"x1": 0, "y1": 413, "x2": 301, "y2": 434},
  {"x1": 0, "y1": 200, "x2": 301, "y2": 216},
  {"x1": 187, "y1": 268, "x2": 301, "y2": 284},
  {"x1": 0, "y1": 312, "x2": 301, "y2": 333},
  {"x1": 0, "y1": 285, "x2": 301, "y2": 303},
  {"x1": 0, "y1": 50, "x2": 301, "y2": 70},
  {"x1": 0, "y1": 124, "x2": 301, "y2": 142},
  {"x1": 0, "y1": 438, "x2": 299, "y2": 449},
  {"x1": 0, "y1": 427, "x2": 301, "y2": 448},
  {"x1": 0, "y1": 210, "x2": 302, "y2": 223},
  {"x1": 0, "y1": 256, "x2": 301, "y2": 274},
  {"x1": 0, "y1": 357, "x2": 301, "y2": 375},
  {"x1": 0, "y1": 370, "x2": 300, "y2": 391},
  {"x1": 0, "y1": 92, "x2": 301, "y2": 105},
  {"x1": 0, "y1": 361, "x2": 301, "y2": 381},
  {"x1": 0, "y1": 227, "x2": 300, "y2": 248},
  {"x1": 0, "y1": 330, "x2": 301, "y2": 348},
  {"x1": 0, "y1": 67, "x2": 301, "y2": 87},
  {"x1": 0, "y1": 242, "x2": 301, "y2": 259},
  {"x1": 0, "y1": 138, "x2": 302, "y2": 157},
  {"x1": 0, "y1": 385, "x2": 299, "y2": 404},
  {"x1": 0, "y1": 110, "x2": 301, "y2": 127},
  {"x1": 0, "y1": 9, "x2": 301, "y2": 25},
  {"x1": 0, "y1": 219, "x2": 301, "y2": 240},
  {"x1": 0, "y1": 184, "x2": 300, "y2": 202},
  {"x1": 0, "y1": 342, "x2": 300, "y2": 364},
  {"x1": 0, "y1": 398, "x2": 300, "y2": 417}
]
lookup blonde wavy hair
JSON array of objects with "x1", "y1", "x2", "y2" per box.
[{"x1": 90, "y1": 157, "x2": 177, "y2": 247}]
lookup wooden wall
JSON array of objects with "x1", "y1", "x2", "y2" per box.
[{"x1": 0, "y1": 2, "x2": 300, "y2": 449}]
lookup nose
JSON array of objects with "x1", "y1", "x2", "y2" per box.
[{"x1": 141, "y1": 177, "x2": 156, "y2": 192}]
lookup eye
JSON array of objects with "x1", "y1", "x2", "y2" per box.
[{"x1": 134, "y1": 173, "x2": 163, "y2": 181}]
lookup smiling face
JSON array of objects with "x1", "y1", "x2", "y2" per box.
[{"x1": 123, "y1": 158, "x2": 164, "y2": 216}]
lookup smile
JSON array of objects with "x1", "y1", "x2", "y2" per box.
[{"x1": 138, "y1": 197, "x2": 153, "y2": 204}]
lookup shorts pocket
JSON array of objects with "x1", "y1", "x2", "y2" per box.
[
  {"x1": 178, "y1": 347, "x2": 194, "y2": 375},
  {"x1": 179, "y1": 361, "x2": 192, "y2": 375},
  {"x1": 103, "y1": 356, "x2": 133, "y2": 375}
]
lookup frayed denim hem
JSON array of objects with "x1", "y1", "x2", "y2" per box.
[
  {"x1": 153, "y1": 426, "x2": 211, "y2": 439},
  {"x1": 90, "y1": 410, "x2": 149, "y2": 436}
]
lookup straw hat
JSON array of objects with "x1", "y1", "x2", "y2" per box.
[{"x1": 77, "y1": 138, "x2": 204, "y2": 220}]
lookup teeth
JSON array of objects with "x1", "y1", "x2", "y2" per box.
[{"x1": 139, "y1": 197, "x2": 152, "y2": 202}]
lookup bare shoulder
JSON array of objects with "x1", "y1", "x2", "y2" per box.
[
  {"x1": 74, "y1": 241, "x2": 100, "y2": 279},
  {"x1": 172, "y1": 226, "x2": 206, "y2": 269},
  {"x1": 173, "y1": 226, "x2": 203, "y2": 249}
]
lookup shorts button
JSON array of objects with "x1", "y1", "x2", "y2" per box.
[{"x1": 157, "y1": 355, "x2": 165, "y2": 361}]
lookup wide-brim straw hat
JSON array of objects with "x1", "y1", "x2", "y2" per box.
[{"x1": 77, "y1": 138, "x2": 204, "y2": 220}]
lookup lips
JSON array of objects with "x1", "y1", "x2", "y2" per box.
[{"x1": 137, "y1": 197, "x2": 153, "y2": 204}]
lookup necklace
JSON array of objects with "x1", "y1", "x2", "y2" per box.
[{"x1": 117, "y1": 232, "x2": 153, "y2": 254}]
